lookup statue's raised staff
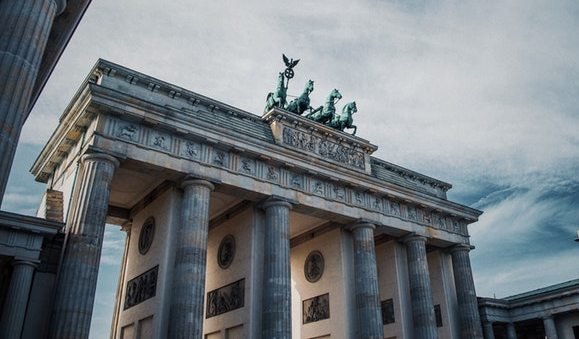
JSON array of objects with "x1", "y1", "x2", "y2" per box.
[
  {"x1": 264, "y1": 72, "x2": 287, "y2": 113},
  {"x1": 327, "y1": 101, "x2": 358, "y2": 135},
  {"x1": 265, "y1": 54, "x2": 300, "y2": 113},
  {"x1": 305, "y1": 88, "x2": 342, "y2": 124},
  {"x1": 286, "y1": 80, "x2": 314, "y2": 115}
]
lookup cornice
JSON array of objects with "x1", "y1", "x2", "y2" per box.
[
  {"x1": 31, "y1": 59, "x2": 483, "y2": 230},
  {"x1": 0, "y1": 210, "x2": 64, "y2": 236},
  {"x1": 91, "y1": 84, "x2": 481, "y2": 220}
]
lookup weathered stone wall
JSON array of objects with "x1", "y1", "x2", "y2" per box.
[
  {"x1": 376, "y1": 241, "x2": 411, "y2": 338},
  {"x1": 428, "y1": 250, "x2": 460, "y2": 339},
  {"x1": 115, "y1": 188, "x2": 179, "y2": 338},
  {"x1": 290, "y1": 228, "x2": 353, "y2": 339},
  {"x1": 204, "y1": 209, "x2": 255, "y2": 338}
]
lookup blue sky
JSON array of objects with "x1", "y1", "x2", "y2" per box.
[{"x1": 4, "y1": 1, "x2": 579, "y2": 338}]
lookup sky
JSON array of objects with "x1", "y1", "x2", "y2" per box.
[{"x1": 3, "y1": 0, "x2": 579, "y2": 338}]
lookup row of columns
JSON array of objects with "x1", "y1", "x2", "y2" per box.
[
  {"x1": 42, "y1": 151, "x2": 483, "y2": 339},
  {"x1": 483, "y1": 316, "x2": 559, "y2": 339}
]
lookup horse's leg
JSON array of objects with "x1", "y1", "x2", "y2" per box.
[{"x1": 352, "y1": 125, "x2": 357, "y2": 135}]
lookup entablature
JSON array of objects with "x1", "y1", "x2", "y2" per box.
[{"x1": 31, "y1": 59, "x2": 482, "y2": 244}]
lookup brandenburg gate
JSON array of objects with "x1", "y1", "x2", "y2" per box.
[{"x1": 26, "y1": 59, "x2": 484, "y2": 338}]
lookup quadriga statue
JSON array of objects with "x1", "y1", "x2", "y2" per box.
[
  {"x1": 264, "y1": 72, "x2": 287, "y2": 113},
  {"x1": 286, "y1": 80, "x2": 314, "y2": 115},
  {"x1": 304, "y1": 88, "x2": 342, "y2": 124},
  {"x1": 327, "y1": 101, "x2": 358, "y2": 135}
]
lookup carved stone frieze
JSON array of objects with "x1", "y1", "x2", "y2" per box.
[
  {"x1": 281, "y1": 126, "x2": 365, "y2": 170},
  {"x1": 303, "y1": 293, "x2": 330, "y2": 324},
  {"x1": 206, "y1": 279, "x2": 245, "y2": 318},
  {"x1": 182, "y1": 141, "x2": 201, "y2": 159},
  {"x1": 264, "y1": 108, "x2": 377, "y2": 174},
  {"x1": 102, "y1": 116, "x2": 470, "y2": 237},
  {"x1": 332, "y1": 184, "x2": 345, "y2": 201},
  {"x1": 240, "y1": 158, "x2": 254, "y2": 175},
  {"x1": 266, "y1": 166, "x2": 279, "y2": 181},
  {"x1": 117, "y1": 123, "x2": 138, "y2": 142},
  {"x1": 149, "y1": 132, "x2": 170, "y2": 151},
  {"x1": 124, "y1": 265, "x2": 158, "y2": 310},
  {"x1": 212, "y1": 150, "x2": 228, "y2": 167}
]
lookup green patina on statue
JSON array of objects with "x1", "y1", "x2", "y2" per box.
[
  {"x1": 265, "y1": 54, "x2": 360, "y2": 135},
  {"x1": 328, "y1": 101, "x2": 358, "y2": 135},
  {"x1": 286, "y1": 80, "x2": 314, "y2": 115},
  {"x1": 304, "y1": 88, "x2": 342, "y2": 125},
  {"x1": 264, "y1": 72, "x2": 287, "y2": 112}
]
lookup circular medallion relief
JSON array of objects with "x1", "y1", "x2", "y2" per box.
[
  {"x1": 138, "y1": 217, "x2": 155, "y2": 255},
  {"x1": 304, "y1": 250, "x2": 324, "y2": 283},
  {"x1": 217, "y1": 234, "x2": 236, "y2": 269}
]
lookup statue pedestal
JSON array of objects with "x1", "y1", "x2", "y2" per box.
[{"x1": 263, "y1": 108, "x2": 377, "y2": 175}]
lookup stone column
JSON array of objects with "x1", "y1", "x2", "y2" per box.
[
  {"x1": 482, "y1": 321, "x2": 495, "y2": 339},
  {"x1": 543, "y1": 315, "x2": 558, "y2": 339},
  {"x1": 0, "y1": 0, "x2": 64, "y2": 206},
  {"x1": 403, "y1": 234, "x2": 438, "y2": 339},
  {"x1": 348, "y1": 222, "x2": 384, "y2": 339},
  {"x1": 169, "y1": 179, "x2": 214, "y2": 339},
  {"x1": 0, "y1": 259, "x2": 38, "y2": 339},
  {"x1": 506, "y1": 322, "x2": 517, "y2": 339},
  {"x1": 49, "y1": 153, "x2": 119, "y2": 339},
  {"x1": 450, "y1": 244, "x2": 484, "y2": 338},
  {"x1": 261, "y1": 198, "x2": 292, "y2": 339}
]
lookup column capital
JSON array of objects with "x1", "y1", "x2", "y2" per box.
[
  {"x1": 120, "y1": 221, "x2": 132, "y2": 234},
  {"x1": 81, "y1": 152, "x2": 120, "y2": 168},
  {"x1": 181, "y1": 178, "x2": 215, "y2": 191},
  {"x1": 12, "y1": 258, "x2": 40, "y2": 268},
  {"x1": 260, "y1": 197, "x2": 293, "y2": 210},
  {"x1": 449, "y1": 243, "x2": 475, "y2": 254},
  {"x1": 346, "y1": 220, "x2": 376, "y2": 232},
  {"x1": 400, "y1": 233, "x2": 427, "y2": 245}
]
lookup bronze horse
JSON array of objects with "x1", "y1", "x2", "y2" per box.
[
  {"x1": 305, "y1": 88, "x2": 342, "y2": 124},
  {"x1": 286, "y1": 80, "x2": 314, "y2": 115},
  {"x1": 264, "y1": 72, "x2": 287, "y2": 113},
  {"x1": 327, "y1": 101, "x2": 358, "y2": 135}
]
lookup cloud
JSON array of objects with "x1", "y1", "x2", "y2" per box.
[
  {"x1": 469, "y1": 176, "x2": 579, "y2": 297},
  {"x1": 100, "y1": 227, "x2": 126, "y2": 266},
  {"x1": 7, "y1": 0, "x2": 579, "y2": 332}
]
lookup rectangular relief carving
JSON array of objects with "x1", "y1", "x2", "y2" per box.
[
  {"x1": 282, "y1": 126, "x2": 365, "y2": 170},
  {"x1": 124, "y1": 265, "x2": 158, "y2": 310},
  {"x1": 206, "y1": 279, "x2": 245, "y2": 318},
  {"x1": 303, "y1": 293, "x2": 330, "y2": 324}
]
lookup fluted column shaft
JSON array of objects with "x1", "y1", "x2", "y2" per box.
[
  {"x1": 483, "y1": 322, "x2": 495, "y2": 339},
  {"x1": 506, "y1": 322, "x2": 517, "y2": 339},
  {"x1": 0, "y1": 0, "x2": 57, "y2": 206},
  {"x1": 50, "y1": 153, "x2": 119, "y2": 339},
  {"x1": 450, "y1": 244, "x2": 484, "y2": 338},
  {"x1": 543, "y1": 316, "x2": 558, "y2": 339},
  {"x1": 261, "y1": 199, "x2": 292, "y2": 339},
  {"x1": 169, "y1": 179, "x2": 214, "y2": 339},
  {"x1": 0, "y1": 259, "x2": 38, "y2": 339},
  {"x1": 349, "y1": 222, "x2": 384, "y2": 339},
  {"x1": 404, "y1": 235, "x2": 438, "y2": 339}
]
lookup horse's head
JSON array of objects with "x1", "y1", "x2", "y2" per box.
[
  {"x1": 342, "y1": 101, "x2": 357, "y2": 115},
  {"x1": 329, "y1": 88, "x2": 342, "y2": 102},
  {"x1": 305, "y1": 80, "x2": 314, "y2": 94}
]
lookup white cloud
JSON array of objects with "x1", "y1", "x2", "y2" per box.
[{"x1": 8, "y1": 0, "x2": 579, "y2": 332}]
